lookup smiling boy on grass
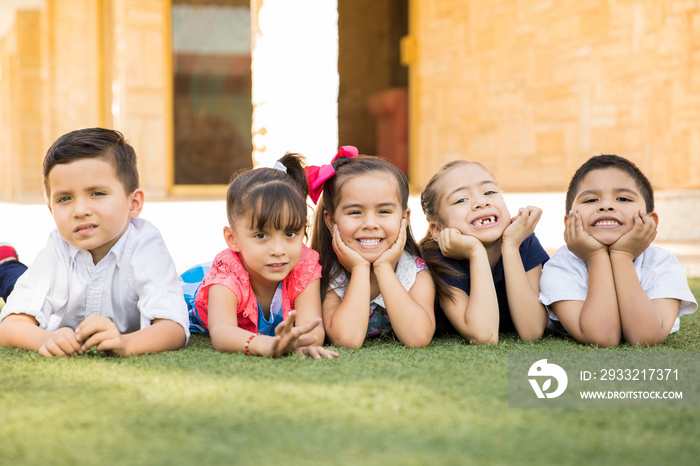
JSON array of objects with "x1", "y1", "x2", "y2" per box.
[{"x1": 539, "y1": 155, "x2": 696, "y2": 347}]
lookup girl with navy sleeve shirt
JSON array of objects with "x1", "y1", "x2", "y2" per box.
[{"x1": 420, "y1": 161, "x2": 549, "y2": 344}]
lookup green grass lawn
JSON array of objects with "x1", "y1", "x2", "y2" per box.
[{"x1": 1, "y1": 278, "x2": 699, "y2": 466}]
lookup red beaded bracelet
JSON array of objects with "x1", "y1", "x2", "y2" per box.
[{"x1": 245, "y1": 333, "x2": 261, "y2": 356}]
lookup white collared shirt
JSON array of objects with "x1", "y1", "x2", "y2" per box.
[{"x1": 0, "y1": 218, "x2": 190, "y2": 341}]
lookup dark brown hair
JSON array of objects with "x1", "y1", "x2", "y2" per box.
[
  {"x1": 226, "y1": 153, "x2": 309, "y2": 235},
  {"x1": 565, "y1": 154, "x2": 654, "y2": 213},
  {"x1": 43, "y1": 127, "x2": 139, "y2": 195}
]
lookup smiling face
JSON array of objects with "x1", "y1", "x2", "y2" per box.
[
  {"x1": 47, "y1": 157, "x2": 143, "y2": 263},
  {"x1": 325, "y1": 172, "x2": 407, "y2": 264},
  {"x1": 225, "y1": 211, "x2": 304, "y2": 287},
  {"x1": 570, "y1": 167, "x2": 653, "y2": 246},
  {"x1": 430, "y1": 163, "x2": 510, "y2": 246}
]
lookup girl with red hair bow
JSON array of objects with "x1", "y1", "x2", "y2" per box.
[{"x1": 308, "y1": 148, "x2": 435, "y2": 348}]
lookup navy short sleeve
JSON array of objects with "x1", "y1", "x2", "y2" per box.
[{"x1": 434, "y1": 233, "x2": 549, "y2": 332}]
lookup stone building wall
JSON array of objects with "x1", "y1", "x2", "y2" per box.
[{"x1": 411, "y1": 0, "x2": 700, "y2": 194}]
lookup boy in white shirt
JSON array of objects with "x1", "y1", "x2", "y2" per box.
[
  {"x1": 0, "y1": 128, "x2": 189, "y2": 357},
  {"x1": 540, "y1": 154, "x2": 696, "y2": 347}
]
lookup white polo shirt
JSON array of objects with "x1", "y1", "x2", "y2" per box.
[{"x1": 540, "y1": 245, "x2": 697, "y2": 334}]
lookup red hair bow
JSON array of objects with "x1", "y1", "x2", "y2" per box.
[{"x1": 306, "y1": 145, "x2": 358, "y2": 204}]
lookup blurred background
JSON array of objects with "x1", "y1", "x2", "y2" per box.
[{"x1": 1, "y1": 0, "x2": 698, "y2": 274}]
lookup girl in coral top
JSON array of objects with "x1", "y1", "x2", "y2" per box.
[{"x1": 189, "y1": 153, "x2": 338, "y2": 359}]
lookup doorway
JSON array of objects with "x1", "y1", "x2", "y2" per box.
[
  {"x1": 171, "y1": 0, "x2": 253, "y2": 186},
  {"x1": 338, "y1": 0, "x2": 408, "y2": 167}
]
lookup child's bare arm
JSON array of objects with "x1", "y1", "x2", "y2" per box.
[
  {"x1": 0, "y1": 313, "x2": 83, "y2": 357},
  {"x1": 503, "y1": 262, "x2": 547, "y2": 341},
  {"x1": 555, "y1": 211, "x2": 621, "y2": 346},
  {"x1": 438, "y1": 228, "x2": 499, "y2": 344},
  {"x1": 611, "y1": 257, "x2": 679, "y2": 345},
  {"x1": 321, "y1": 268, "x2": 371, "y2": 348},
  {"x1": 501, "y1": 207, "x2": 547, "y2": 341},
  {"x1": 292, "y1": 278, "x2": 340, "y2": 358},
  {"x1": 321, "y1": 227, "x2": 372, "y2": 348},
  {"x1": 372, "y1": 219, "x2": 435, "y2": 347},
  {"x1": 609, "y1": 211, "x2": 678, "y2": 345},
  {"x1": 76, "y1": 315, "x2": 186, "y2": 357},
  {"x1": 375, "y1": 266, "x2": 436, "y2": 348},
  {"x1": 291, "y1": 279, "x2": 325, "y2": 346},
  {"x1": 208, "y1": 285, "x2": 318, "y2": 356}
]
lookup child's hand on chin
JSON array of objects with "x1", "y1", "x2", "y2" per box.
[
  {"x1": 332, "y1": 224, "x2": 370, "y2": 272},
  {"x1": 502, "y1": 206, "x2": 542, "y2": 248},
  {"x1": 374, "y1": 218, "x2": 407, "y2": 270},
  {"x1": 609, "y1": 210, "x2": 657, "y2": 261},
  {"x1": 564, "y1": 210, "x2": 607, "y2": 261},
  {"x1": 437, "y1": 227, "x2": 484, "y2": 260}
]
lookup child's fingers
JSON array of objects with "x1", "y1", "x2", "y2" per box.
[
  {"x1": 40, "y1": 339, "x2": 67, "y2": 357},
  {"x1": 80, "y1": 329, "x2": 117, "y2": 352},
  {"x1": 38, "y1": 344, "x2": 56, "y2": 358},
  {"x1": 75, "y1": 315, "x2": 114, "y2": 342},
  {"x1": 318, "y1": 347, "x2": 340, "y2": 359},
  {"x1": 568, "y1": 211, "x2": 586, "y2": 241},
  {"x1": 399, "y1": 218, "x2": 408, "y2": 242},
  {"x1": 638, "y1": 212, "x2": 657, "y2": 242},
  {"x1": 436, "y1": 229, "x2": 448, "y2": 251},
  {"x1": 509, "y1": 211, "x2": 522, "y2": 224},
  {"x1": 527, "y1": 206, "x2": 543, "y2": 224},
  {"x1": 57, "y1": 334, "x2": 83, "y2": 356},
  {"x1": 300, "y1": 345, "x2": 339, "y2": 360},
  {"x1": 564, "y1": 211, "x2": 577, "y2": 243},
  {"x1": 332, "y1": 225, "x2": 348, "y2": 254},
  {"x1": 331, "y1": 224, "x2": 340, "y2": 246},
  {"x1": 76, "y1": 317, "x2": 120, "y2": 351},
  {"x1": 268, "y1": 335, "x2": 286, "y2": 357},
  {"x1": 573, "y1": 211, "x2": 584, "y2": 233},
  {"x1": 275, "y1": 311, "x2": 296, "y2": 337},
  {"x1": 44, "y1": 328, "x2": 82, "y2": 357},
  {"x1": 632, "y1": 214, "x2": 645, "y2": 233},
  {"x1": 295, "y1": 334, "x2": 317, "y2": 348},
  {"x1": 299, "y1": 346, "x2": 317, "y2": 359},
  {"x1": 441, "y1": 228, "x2": 456, "y2": 249},
  {"x1": 95, "y1": 334, "x2": 123, "y2": 351},
  {"x1": 293, "y1": 317, "x2": 321, "y2": 336},
  {"x1": 638, "y1": 211, "x2": 655, "y2": 230},
  {"x1": 388, "y1": 219, "x2": 407, "y2": 253},
  {"x1": 330, "y1": 225, "x2": 341, "y2": 254}
]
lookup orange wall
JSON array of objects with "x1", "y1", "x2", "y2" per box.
[{"x1": 410, "y1": 0, "x2": 700, "y2": 192}]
